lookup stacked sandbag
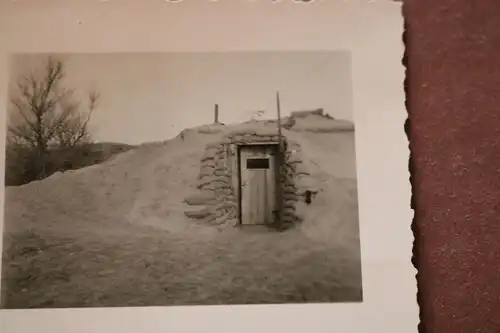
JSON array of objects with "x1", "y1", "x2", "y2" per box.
[
  {"x1": 184, "y1": 127, "x2": 318, "y2": 229},
  {"x1": 281, "y1": 141, "x2": 306, "y2": 226},
  {"x1": 183, "y1": 191, "x2": 215, "y2": 219},
  {"x1": 203, "y1": 142, "x2": 238, "y2": 226},
  {"x1": 224, "y1": 127, "x2": 281, "y2": 145},
  {"x1": 183, "y1": 142, "x2": 218, "y2": 222}
]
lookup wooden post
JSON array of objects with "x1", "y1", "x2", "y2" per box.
[
  {"x1": 214, "y1": 104, "x2": 219, "y2": 124},
  {"x1": 275, "y1": 91, "x2": 284, "y2": 230},
  {"x1": 276, "y1": 93, "x2": 283, "y2": 144}
]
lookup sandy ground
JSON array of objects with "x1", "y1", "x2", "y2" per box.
[{"x1": 1, "y1": 119, "x2": 363, "y2": 309}]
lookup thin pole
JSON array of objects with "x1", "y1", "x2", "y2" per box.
[
  {"x1": 276, "y1": 92, "x2": 282, "y2": 141},
  {"x1": 275, "y1": 91, "x2": 284, "y2": 230},
  {"x1": 214, "y1": 104, "x2": 219, "y2": 124}
]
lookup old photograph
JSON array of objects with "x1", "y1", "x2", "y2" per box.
[
  {"x1": 0, "y1": 1, "x2": 416, "y2": 333},
  {"x1": 1, "y1": 51, "x2": 362, "y2": 308}
]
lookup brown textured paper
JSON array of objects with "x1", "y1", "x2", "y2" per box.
[{"x1": 406, "y1": 0, "x2": 500, "y2": 332}]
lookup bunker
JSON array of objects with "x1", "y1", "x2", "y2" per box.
[{"x1": 183, "y1": 126, "x2": 317, "y2": 229}]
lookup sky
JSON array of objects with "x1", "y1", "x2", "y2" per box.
[{"x1": 8, "y1": 51, "x2": 352, "y2": 144}]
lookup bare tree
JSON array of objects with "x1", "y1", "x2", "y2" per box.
[
  {"x1": 7, "y1": 56, "x2": 100, "y2": 178},
  {"x1": 53, "y1": 90, "x2": 100, "y2": 148}
]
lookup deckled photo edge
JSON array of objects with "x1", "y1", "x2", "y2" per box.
[{"x1": 0, "y1": 1, "x2": 416, "y2": 333}]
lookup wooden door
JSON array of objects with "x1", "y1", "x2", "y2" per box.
[{"x1": 239, "y1": 145, "x2": 276, "y2": 225}]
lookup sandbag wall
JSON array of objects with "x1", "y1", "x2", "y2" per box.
[{"x1": 184, "y1": 129, "x2": 313, "y2": 228}]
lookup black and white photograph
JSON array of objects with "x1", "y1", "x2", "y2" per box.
[{"x1": 1, "y1": 51, "x2": 363, "y2": 308}]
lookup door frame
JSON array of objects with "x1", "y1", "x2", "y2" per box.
[{"x1": 236, "y1": 142, "x2": 280, "y2": 225}]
